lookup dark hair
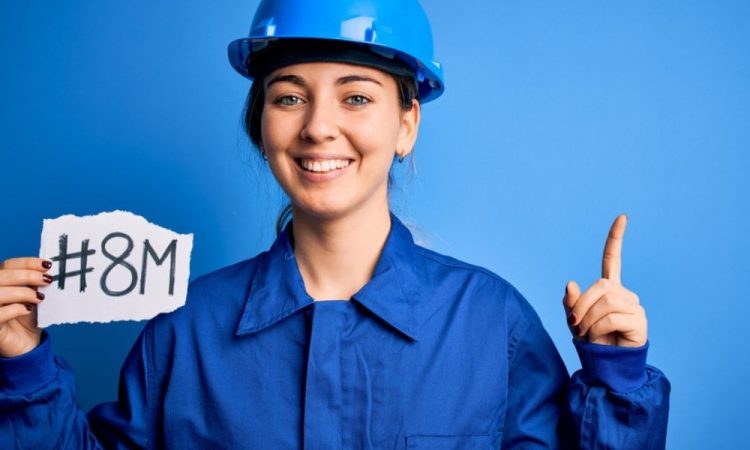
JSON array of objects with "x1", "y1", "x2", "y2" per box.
[{"x1": 242, "y1": 71, "x2": 419, "y2": 234}]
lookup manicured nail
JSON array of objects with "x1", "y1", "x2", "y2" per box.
[
  {"x1": 36, "y1": 291, "x2": 45, "y2": 300},
  {"x1": 567, "y1": 312, "x2": 577, "y2": 325},
  {"x1": 42, "y1": 260, "x2": 52, "y2": 269},
  {"x1": 575, "y1": 325, "x2": 583, "y2": 336},
  {"x1": 43, "y1": 274, "x2": 53, "y2": 283},
  {"x1": 25, "y1": 304, "x2": 33, "y2": 311}
]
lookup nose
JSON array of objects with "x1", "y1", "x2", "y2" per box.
[{"x1": 299, "y1": 98, "x2": 339, "y2": 144}]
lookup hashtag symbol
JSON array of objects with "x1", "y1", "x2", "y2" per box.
[{"x1": 50, "y1": 234, "x2": 96, "y2": 292}]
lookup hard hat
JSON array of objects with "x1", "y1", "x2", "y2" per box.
[{"x1": 227, "y1": 0, "x2": 444, "y2": 102}]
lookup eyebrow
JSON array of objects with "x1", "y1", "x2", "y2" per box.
[
  {"x1": 265, "y1": 73, "x2": 384, "y2": 89},
  {"x1": 335, "y1": 75, "x2": 383, "y2": 87},
  {"x1": 266, "y1": 74, "x2": 305, "y2": 89}
]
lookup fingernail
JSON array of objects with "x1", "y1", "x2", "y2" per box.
[
  {"x1": 42, "y1": 260, "x2": 52, "y2": 269},
  {"x1": 25, "y1": 304, "x2": 33, "y2": 311},
  {"x1": 37, "y1": 291, "x2": 45, "y2": 300},
  {"x1": 567, "y1": 312, "x2": 577, "y2": 325},
  {"x1": 43, "y1": 274, "x2": 53, "y2": 283},
  {"x1": 574, "y1": 326, "x2": 583, "y2": 337}
]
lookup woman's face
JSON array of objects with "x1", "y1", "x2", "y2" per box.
[{"x1": 259, "y1": 62, "x2": 420, "y2": 222}]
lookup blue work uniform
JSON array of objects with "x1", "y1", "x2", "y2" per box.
[{"x1": 0, "y1": 214, "x2": 670, "y2": 449}]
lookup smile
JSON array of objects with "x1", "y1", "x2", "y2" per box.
[{"x1": 296, "y1": 158, "x2": 352, "y2": 173}]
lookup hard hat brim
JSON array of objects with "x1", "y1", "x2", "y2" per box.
[{"x1": 228, "y1": 37, "x2": 444, "y2": 103}]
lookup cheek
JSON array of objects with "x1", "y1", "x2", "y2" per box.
[
  {"x1": 260, "y1": 111, "x2": 291, "y2": 151},
  {"x1": 347, "y1": 112, "x2": 401, "y2": 158},
  {"x1": 260, "y1": 103, "x2": 314, "y2": 153}
]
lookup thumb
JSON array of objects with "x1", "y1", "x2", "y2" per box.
[
  {"x1": 563, "y1": 280, "x2": 582, "y2": 338},
  {"x1": 562, "y1": 280, "x2": 581, "y2": 313}
]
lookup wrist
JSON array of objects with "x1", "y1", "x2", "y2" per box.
[{"x1": 0, "y1": 330, "x2": 43, "y2": 359}]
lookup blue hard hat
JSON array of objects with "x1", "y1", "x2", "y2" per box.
[{"x1": 227, "y1": 0, "x2": 444, "y2": 102}]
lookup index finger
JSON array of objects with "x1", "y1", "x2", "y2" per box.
[
  {"x1": 0, "y1": 257, "x2": 52, "y2": 272},
  {"x1": 602, "y1": 215, "x2": 627, "y2": 284}
]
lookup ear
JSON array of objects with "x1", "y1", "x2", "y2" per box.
[{"x1": 396, "y1": 99, "x2": 421, "y2": 158}]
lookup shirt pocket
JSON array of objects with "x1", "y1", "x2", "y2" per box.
[{"x1": 405, "y1": 433, "x2": 500, "y2": 449}]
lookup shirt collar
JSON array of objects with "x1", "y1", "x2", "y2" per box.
[{"x1": 235, "y1": 213, "x2": 422, "y2": 341}]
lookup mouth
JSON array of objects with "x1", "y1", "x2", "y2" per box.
[{"x1": 295, "y1": 158, "x2": 353, "y2": 174}]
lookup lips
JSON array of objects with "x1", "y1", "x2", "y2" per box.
[{"x1": 296, "y1": 158, "x2": 352, "y2": 173}]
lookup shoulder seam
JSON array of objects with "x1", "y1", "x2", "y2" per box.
[{"x1": 414, "y1": 246, "x2": 512, "y2": 288}]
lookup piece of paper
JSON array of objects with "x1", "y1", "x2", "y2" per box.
[{"x1": 37, "y1": 210, "x2": 193, "y2": 327}]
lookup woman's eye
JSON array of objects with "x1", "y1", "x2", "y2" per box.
[
  {"x1": 275, "y1": 95, "x2": 302, "y2": 106},
  {"x1": 346, "y1": 95, "x2": 369, "y2": 106}
]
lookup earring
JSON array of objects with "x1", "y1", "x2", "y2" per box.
[
  {"x1": 261, "y1": 151, "x2": 268, "y2": 161},
  {"x1": 396, "y1": 151, "x2": 404, "y2": 164}
]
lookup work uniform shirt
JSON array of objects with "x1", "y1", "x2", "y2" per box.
[{"x1": 0, "y1": 214, "x2": 670, "y2": 449}]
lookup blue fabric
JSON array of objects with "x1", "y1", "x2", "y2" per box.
[
  {"x1": 0, "y1": 214, "x2": 670, "y2": 449},
  {"x1": 573, "y1": 338, "x2": 650, "y2": 392}
]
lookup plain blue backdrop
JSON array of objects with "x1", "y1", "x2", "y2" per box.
[{"x1": 1, "y1": 1, "x2": 748, "y2": 448}]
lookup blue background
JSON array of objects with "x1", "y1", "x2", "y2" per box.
[{"x1": 1, "y1": 1, "x2": 748, "y2": 448}]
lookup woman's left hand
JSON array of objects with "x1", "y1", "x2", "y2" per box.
[{"x1": 563, "y1": 215, "x2": 648, "y2": 347}]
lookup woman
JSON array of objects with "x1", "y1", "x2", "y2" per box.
[{"x1": 0, "y1": 0, "x2": 670, "y2": 448}]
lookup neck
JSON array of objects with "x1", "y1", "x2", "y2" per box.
[{"x1": 291, "y1": 204, "x2": 392, "y2": 301}]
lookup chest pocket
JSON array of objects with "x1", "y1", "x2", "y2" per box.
[{"x1": 405, "y1": 433, "x2": 500, "y2": 449}]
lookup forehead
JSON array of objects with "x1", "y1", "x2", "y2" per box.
[{"x1": 264, "y1": 61, "x2": 393, "y2": 87}]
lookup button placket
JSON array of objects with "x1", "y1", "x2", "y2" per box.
[{"x1": 303, "y1": 302, "x2": 346, "y2": 450}]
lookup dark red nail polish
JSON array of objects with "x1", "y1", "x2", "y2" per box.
[
  {"x1": 43, "y1": 274, "x2": 53, "y2": 283},
  {"x1": 567, "y1": 313, "x2": 577, "y2": 325},
  {"x1": 36, "y1": 291, "x2": 45, "y2": 300},
  {"x1": 42, "y1": 260, "x2": 52, "y2": 269},
  {"x1": 25, "y1": 304, "x2": 33, "y2": 311}
]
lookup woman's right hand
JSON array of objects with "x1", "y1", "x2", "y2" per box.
[{"x1": 0, "y1": 257, "x2": 50, "y2": 358}]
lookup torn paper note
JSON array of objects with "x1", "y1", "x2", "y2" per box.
[{"x1": 37, "y1": 210, "x2": 193, "y2": 327}]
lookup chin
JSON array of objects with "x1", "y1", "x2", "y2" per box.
[{"x1": 291, "y1": 198, "x2": 355, "y2": 222}]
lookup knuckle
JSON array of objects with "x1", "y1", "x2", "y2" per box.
[
  {"x1": 4, "y1": 270, "x2": 24, "y2": 286},
  {"x1": 9, "y1": 286, "x2": 28, "y2": 301}
]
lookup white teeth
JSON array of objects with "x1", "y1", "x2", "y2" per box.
[{"x1": 300, "y1": 158, "x2": 351, "y2": 173}]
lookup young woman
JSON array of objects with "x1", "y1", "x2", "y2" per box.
[{"x1": 0, "y1": 0, "x2": 670, "y2": 448}]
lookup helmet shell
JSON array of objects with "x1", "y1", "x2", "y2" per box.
[{"x1": 227, "y1": 0, "x2": 444, "y2": 102}]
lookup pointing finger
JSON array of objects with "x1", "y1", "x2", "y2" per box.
[{"x1": 602, "y1": 215, "x2": 627, "y2": 284}]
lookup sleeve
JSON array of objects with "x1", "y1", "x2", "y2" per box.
[
  {"x1": 500, "y1": 290, "x2": 671, "y2": 449},
  {"x1": 567, "y1": 339, "x2": 671, "y2": 449},
  {"x1": 0, "y1": 322, "x2": 160, "y2": 449}
]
